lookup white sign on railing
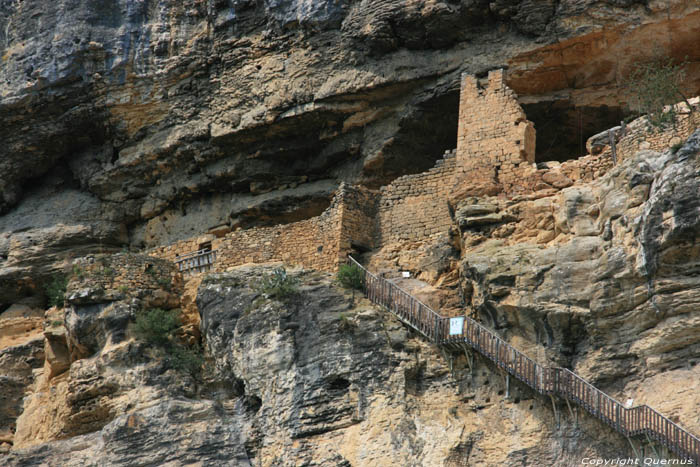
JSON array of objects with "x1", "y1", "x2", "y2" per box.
[{"x1": 449, "y1": 317, "x2": 464, "y2": 336}]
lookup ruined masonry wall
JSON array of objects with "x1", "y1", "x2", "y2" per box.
[
  {"x1": 339, "y1": 185, "x2": 378, "y2": 254},
  {"x1": 149, "y1": 185, "x2": 375, "y2": 272},
  {"x1": 456, "y1": 70, "x2": 536, "y2": 195},
  {"x1": 377, "y1": 150, "x2": 456, "y2": 245},
  {"x1": 616, "y1": 100, "x2": 700, "y2": 161},
  {"x1": 149, "y1": 71, "x2": 699, "y2": 275},
  {"x1": 69, "y1": 254, "x2": 183, "y2": 301},
  {"x1": 559, "y1": 152, "x2": 614, "y2": 184}
]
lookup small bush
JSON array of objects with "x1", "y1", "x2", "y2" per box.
[
  {"x1": 132, "y1": 308, "x2": 205, "y2": 377},
  {"x1": 255, "y1": 267, "x2": 299, "y2": 300},
  {"x1": 157, "y1": 276, "x2": 171, "y2": 290},
  {"x1": 625, "y1": 56, "x2": 692, "y2": 129},
  {"x1": 133, "y1": 308, "x2": 180, "y2": 347},
  {"x1": 99, "y1": 266, "x2": 115, "y2": 277},
  {"x1": 671, "y1": 142, "x2": 684, "y2": 153},
  {"x1": 337, "y1": 263, "x2": 365, "y2": 290},
  {"x1": 72, "y1": 265, "x2": 85, "y2": 280},
  {"x1": 338, "y1": 313, "x2": 356, "y2": 333},
  {"x1": 45, "y1": 274, "x2": 68, "y2": 309},
  {"x1": 167, "y1": 344, "x2": 205, "y2": 377}
]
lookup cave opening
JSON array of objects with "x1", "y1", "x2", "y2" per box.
[
  {"x1": 366, "y1": 85, "x2": 460, "y2": 188},
  {"x1": 522, "y1": 100, "x2": 628, "y2": 164},
  {"x1": 326, "y1": 376, "x2": 351, "y2": 392}
]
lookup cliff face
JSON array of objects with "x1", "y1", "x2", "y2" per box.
[
  {"x1": 2, "y1": 0, "x2": 700, "y2": 464},
  {"x1": 454, "y1": 130, "x2": 700, "y2": 437},
  {"x1": 2, "y1": 0, "x2": 700, "y2": 310},
  {"x1": 1, "y1": 265, "x2": 632, "y2": 466},
  {"x1": 0, "y1": 131, "x2": 698, "y2": 465}
]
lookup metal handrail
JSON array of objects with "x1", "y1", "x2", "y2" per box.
[{"x1": 348, "y1": 256, "x2": 700, "y2": 464}]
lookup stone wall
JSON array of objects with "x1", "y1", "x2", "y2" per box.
[
  {"x1": 68, "y1": 254, "x2": 183, "y2": 307},
  {"x1": 147, "y1": 74, "x2": 699, "y2": 276},
  {"x1": 616, "y1": 98, "x2": 700, "y2": 161},
  {"x1": 338, "y1": 184, "x2": 378, "y2": 255},
  {"x1": 149, "y1": 184, "x2": 378, "y2": 273},
  {"x1": 376, "y1": 150, "x2": 456, "y2": 245},
  {"x1": 212, "y1": 213, "x2": 341, "y2": 272},
  {"x1": 456, "y1": 69, "x2": 536, "y2": 196}
]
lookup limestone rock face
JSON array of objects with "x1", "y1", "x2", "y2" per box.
[
  {"x1": 1, "y1": 0, "x2": 700, "y2": 463},
  {"x1": 0, "y1": 264, "x2": 628, "y2": 465},
  {"x1": 2, "y1": 245, "x2": 698, "y2": 465},
  {"x1": 0, "y1": 303, "x2": 45, "y2": 451},
  {"x1": 0, "y1": 336, "x2": 44, "y2": 451},
  {"x1": 195, "y1": 265, "x2": 628, "y2": 466},
  {"x1": 2, "y1": 0, "x2": 699, "y2": 311},
  {"x1": 3, "y1": 256, "x2": 252, "y2": 466},
  {"x1": 456, "y1": 130, "x2": 700, "y2": 437}
]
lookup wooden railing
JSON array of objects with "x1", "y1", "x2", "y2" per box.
[
  {"x1": 348, "y1": 256, "x2": 700, "y2": 465},
  {"x1": 175, "y1": 249, "x2": 217, "y2": 275}
]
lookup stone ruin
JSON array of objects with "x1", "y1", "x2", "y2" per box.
[{"x1": 149, "y1": 70, "x2": 700, "y2": 273}]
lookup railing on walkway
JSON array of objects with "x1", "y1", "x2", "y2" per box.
[
  {"x1": 348, "y1": 256, "x2": 700, "y2": 465},
  {"x1": 175, "y1": 249, "x2": 217, "y2": 275}
]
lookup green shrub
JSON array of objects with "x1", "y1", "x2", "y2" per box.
[
  {"x1": 671, "y1": 142, "x2": 684, "y2": 153},
  {"x1": 255, "y1": 267, "x2": 299, "y2": 300},
  {"x1": 132, "y1": 308, "x2": 205, "y2": 377},
  {"x1": 167, "y1": 344, "x2": 205, "y2": 377},
  {"x1": 44, "y1": 274, "x2": 68, "y2": 309},
  {"x1": 99, "y1": 266, "x2": 115, "y2": 277},
  {"x1": 133, "y1": 308, "x2": 180, "y2": 347},
  {"x1": 156, "y1": 276, "x2": 171, "y2": 289},
  {"x1": 338, "y1": 312, "x2": 356, "y2": 333},
  {"x1": 626, "y1": 56, "x2": 693, "y2": 129},
  {"x1": 336, "y1": 263, "x2": 365, "y2": 290},
  {"x1": 72, "y1": 265, "x2": 85, "y2": 280}
]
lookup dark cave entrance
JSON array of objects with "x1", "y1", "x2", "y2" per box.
[
  {"x1": 366, "y1": 85, "x2": 460, "y2": 188},
  {"x1": 522, "y1": 100, "x2": 627, "y2": 163}
]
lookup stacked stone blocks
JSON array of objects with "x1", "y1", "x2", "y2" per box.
[
  {"x1": 149, "y1": 72, "x2": 698, "y2": 274},
  {"x1": 149, "y1": 184, "x2": 376, "y2": 273},
  {"x1": 615, "y1": 98, "x2": 700, "y2": 161},
  {"x1": 376, "y1": 149, "x2": 456, "y2": 245},
  {"x1": 456, "y1": 69, "x2": 536, "y2": 195},
  {"x1": 69, "y1": 254, "x2": 183, "y2": 301}
]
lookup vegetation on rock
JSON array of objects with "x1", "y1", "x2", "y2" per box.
[
  {"x1": 133, "y1": 308, "x2": 180, "y2": 347},
  {"x1": 627, "y1": 57, "x2": 694, "y2": 129},
  {"x1": 254, "y1": 267, "x2": 299, "y2": 300},
  {"x1": 133, "y1": 308, "x2": 204, "y2": 377},
  {"x1": 336, "y1": 263, "x2": 365, "y2": 290},
  {"x1": 337, "y1": 312, "x2": 356, "y2": 333},
  {"x1": 44, "y1": 274, "x2": 68, "y2": 309}
]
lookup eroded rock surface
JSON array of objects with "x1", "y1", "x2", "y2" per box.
[
  {"x1": 195, "y1": 265, "x2": 630, "y2": 466},
  {"x1": 456, "y1": 130, "x2": 700, "y2": 437},
  {"x1": 2, "y1": 0, "x2": 700, "y2": 464},
  {"x1": 2, "y1": 263, "x2": 635, "y2": 465},
  {"x1": 2, "y1": 0, "x2": 699, "y2": 310}
]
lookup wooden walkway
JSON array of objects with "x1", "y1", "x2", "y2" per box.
[{"x1": 348, "y1": 256, "x2": 700, "y2": 465}]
